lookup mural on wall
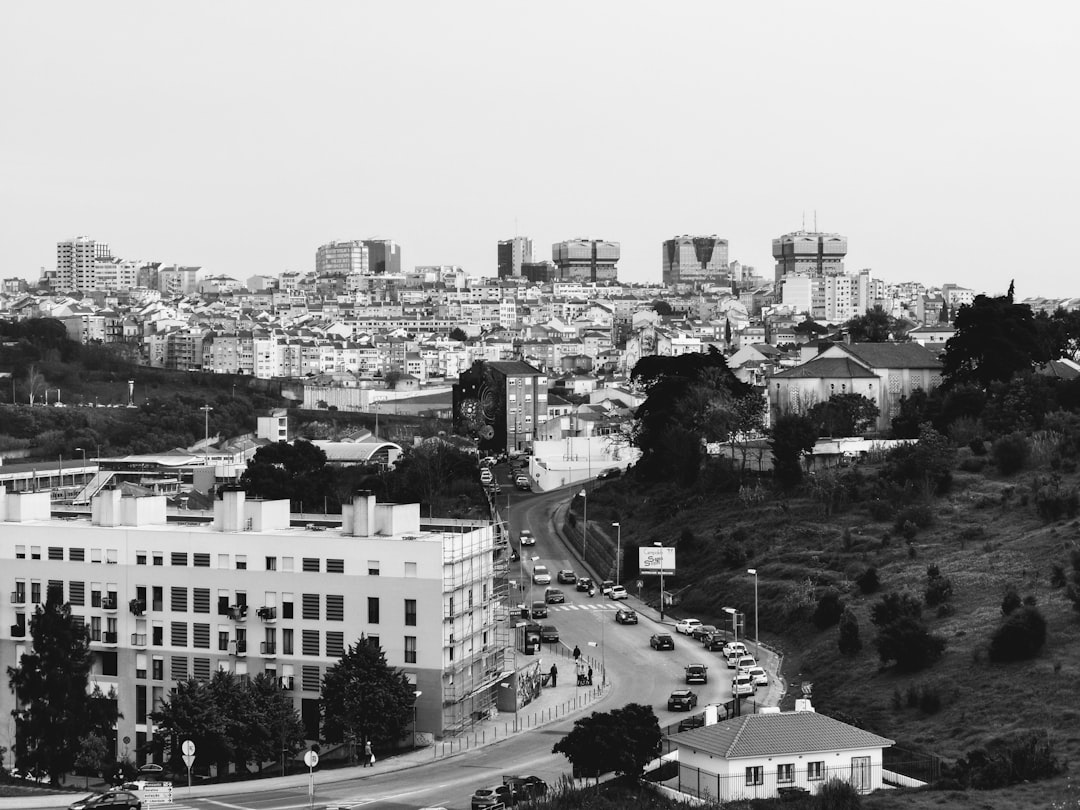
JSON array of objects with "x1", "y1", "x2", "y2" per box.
[
  {"x1": 452, "y1": 361, "x2": 507, "y2": 452},
  {"x1": 519, "y1": 659, "x2": 543, "y2": 708}
]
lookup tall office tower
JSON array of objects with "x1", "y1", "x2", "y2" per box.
[
  {"x1": 363, "y1": 239, "x2": 401, "y2": 275},
  {"x1": 315, "y1": 240, "x2": 369, "y2": 276},
  {"x1": 551, "y1": 239, "x2": 620, "y2": 282},
  {"x1": 497, "y1": 237, "x2": 533, "y2": 278},
  {"x1": 771, "y1": 230, "x2": 847, "y2": 285},
  {"x1": 662, "y1": 235, "x2": 730, "y2": 286},
  {"x1": 56, "y1": 236, "x2": 110, "y2": 291}
]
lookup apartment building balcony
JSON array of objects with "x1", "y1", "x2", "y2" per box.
[
  {"x1": 129, "y1": 598, "x2": 146, "y2": 616},
  {"x1": 260, "y1": 641, "x2": 276, "y2": 656},
  {"x1": 10, "y1": 592, "x2": 25, "y2": 604},
  {"x1": 10, "y1": 624, "x2": 26, "y2": 638},
  {"x1": 103, "y1": 631, "x2": 118, "y2": 644},
  {"x1": 131, "y1": 633, "x2": 147, "y2": 647},
  {"x1": 227, "y1": 605, "x2": 248, "y2": 621},
  {"x1": 102, "y1": 595, "x2": 119, "y2": 611},
  {"x1": 256, "y1": 606, "x2": 276, "y2": 622},
  {"x1": 230, "y1": 639, "x2": 247, "y2": 656}
]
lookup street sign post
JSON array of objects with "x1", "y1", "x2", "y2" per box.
[
  {"x1": 304, "y1": 749, "x2": 319, "y2": 808},
  {"x1": 181, "y1": 740, "x2": 195, "y2": 794}
]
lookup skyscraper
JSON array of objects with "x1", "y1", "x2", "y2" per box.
[
  {"x1": 497, "y1": 237, "x2": 533, "y2": 279},
  {"x1": 551, "y1": 239, "x2": 619, "y2": 282},
  {"x1": 363, "y1": 239, "x2": 401, "y2": 275},
  {"x1": 771, "y1": 230, "x2": 847, "y2": 285},
  {"x1": 315, "y1": 240, "x2": 369, "y2": 276},
  {"x1": 56, "y1": 236, "x2": 111, "y2": 291},
  {"x1": 662, "y1": 235, "x2": 730, "y2": 287}
]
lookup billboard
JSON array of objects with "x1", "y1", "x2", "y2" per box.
[{"x1": 638, "y1": 546, "x2": 675, "y2": 575}]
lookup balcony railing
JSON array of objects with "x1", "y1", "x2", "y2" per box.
[
  {"x1": 231, "y1": 639, "x2": 247, "y2": 656},
  {"x1": 279, "y1": 675, "x2": 294, "y2": 691},
  {"x1": 131, "y1": 633, "x2": 147, "y2": 646},
  {"x1": 103, "y1": 631, "x2": 118, "y2": 644},
  {"x1": 129, "y1": 599, "x2": 146, "y2": 616},
  {"x1": 228, "y1": 605, "x2": 248, "y2": 621},
  {"x1": 260, "y1": 641, "x2": 276, "y2": 655},
  {"x1": 256, "y1": 606, "x2": 277, "y2": 622},
  {"x1": 10, "y1": 592, "x2": 25, "y2": 604},
  {"x1": 10, "y1": 624, "x2": 25, "y2": 638},
  {"x1": 102, "y1": 595, "x2": 118, "y2": 611}
]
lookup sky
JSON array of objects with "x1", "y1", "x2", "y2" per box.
[{"x1": 2, "y1": 1, "x2": 1079, "y2": 298}]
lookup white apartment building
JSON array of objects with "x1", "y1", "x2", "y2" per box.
[{"x1": 0, "y1": 487, "x2": 507, "y2": 763}]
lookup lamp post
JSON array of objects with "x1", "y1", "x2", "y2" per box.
[
  {"x1": 76, "y1": 447, "x2": 87, "y2": 489},
  {"x1": 578, "y1": 489, "x2": 587, "y2": 563},
  {"x1": 373, "y1": 400, "x2": 380, "y2": 437},
  {"x1": 612, "y1": 522, "x2": 621, "y2": 586},
  {"x1": 653, "y1": 542, "x2": 666, "y2": 623},
  {"x1": 412, "y1": 690, "x2": 422, "y2": 749},
  {"x1": 747, "y1": 568, "x2": 759, "y2": 649},
  {"x1": 723, "y1": 606, "x2": 738, "y2": 645},
  {"x1": 200, "y1": 404, "x2": 213, "y2": 469}
]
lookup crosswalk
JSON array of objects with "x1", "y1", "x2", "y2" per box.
[{"x1": 548, "y1": 603, "x2": 621, "y2": 611}]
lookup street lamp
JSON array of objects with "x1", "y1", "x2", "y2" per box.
[
  {"x1": 578, "y1": 489, "x2": 588, "y2": 563},
  {"x1": 200, "y1": 404, "x2": 213, "y2": 469},
  {"x1": 612, "y1": 522, "x2": 622, "y2": 586},
  {"x1": 588, "y1": 614, "x2": 607, "y2": 687},
  {"x1": 76, "y1": 447, "x2": 87, "y2": 490},
  {"x1": 653, "y1": 542, "x2": 666, "y2": 623},
  {"x1": 412, "y1": 690, "x2": 423, "y2": 749},
  {"x1": 723, "y1": 606, "x2": 738, "y2": 645},
  {"x1": 747, "y1": 568, "x2": 759, "y2": 649}
]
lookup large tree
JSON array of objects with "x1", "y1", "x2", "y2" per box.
[
  {"x1": 8, "y1": 586, "x2": 119, "y2": 785},
  {"x1": 844, "y1": 305, "x2": 895, "y2": 342},
  {"x1": 320, "y1": 637, "x2": 415, "y2": 760},
  {"x1": 240, "y1": 439, "x2": 337, "y2": 510},
  {"x1": 552, "y1": 702, "x2": 661, "y2": 780},
  {"x1": 150, "y1": 678, "x2": 230, "y2": 773},
  {"x1": 808, "y1": 393, "x2": 880, "y2": 437},
  {"x1": 769, "y1": 413, "x2": 819, "y2": 489}
]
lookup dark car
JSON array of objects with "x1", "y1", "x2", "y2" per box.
[
  {"x1": 691, "y1": 624, "x2": 720, "y2": 642},
  {"x1": 503, "y1": 775, "x2": 548, "y2": 799},
  {"x1": 545, "y1": 588, "x2": 565, "y2": 604},
  {"x1": 667, "y1": 689, "x2": 698, "y2": 711},
  {"x1": 540, "y1": 624, "x2": 559, "y2": 643},
  {"x1": 615, "y1": 607, "x2": 638, "y2": 624},
  {"x1": 576, "y1": 576, "x2": 594, "y2": 592},
  {"x1": 557, "y1": 569, "x2": 577, "y2": 584},
  {"x1": 69, "y1": 792, "x2": 142, "y2": 810},
  {"x1": 530, "y1": 600, "x2": 548, "y2": 619},
  {"x1": 684, "y1": 663, "x2": 708, "y2": 684},
  {"x1": 650, "y1": 633, "x2": 675, "y2": 650},
  {"x1": 703, "y1": 634, "x2": 726, "y2": 651},
  {"x1": 677, "y1": 714, "x2": 706, "y2": 732}
]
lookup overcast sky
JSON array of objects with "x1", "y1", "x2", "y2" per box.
[{"x1": 2, "y1": 1, "x2": 1078, "y2": 298}]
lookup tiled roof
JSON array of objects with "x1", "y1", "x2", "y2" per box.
[
  {"x1": 772, "y1": 357, "x2": 877, "y2": 379},
  {"x1": 839, "y1": 342, "x2": 943, "y2": 370},
  {"x1": 670, "y1": 711, "x2": 893, "y2": 759},
  {"x1": 488, "y1": 360, "x2": 543, "y2": 376}
]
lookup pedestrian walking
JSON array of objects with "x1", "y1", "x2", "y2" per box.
[
  {"x1": 364, "y1": 740, "x2": 374, "y2": 767},
  {"x1": 549, "y1": 663, "x2": 558, "y2": 687},
  {"x1": 572, "y1": 644, "x2": 581, "y2": 661},
  {"x1": 587, "y1": 666, "x2": 593, "y2": 685}
]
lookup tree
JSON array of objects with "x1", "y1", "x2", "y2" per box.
[
  {"x1": 651, "y1": 299, "x2": 673, "y2": 317},
  {"x1": 151, "y1": 678, "x2": 230, "y2": 774},
  {"x1": 248, "y1": 673, "x2": 306, "y2": 774},
  {"x1": 845, "y1": 305, "x2": 895, "y2": 342},
  {"x1": 552, "y1": 703, "x2": 661, "y2": 780},
  {"x1": 448, "y1": 327, "x2": 468, "y2": 342},
  {"x1": 74, "y1": 733, "x2": 113, "y2": 788},
  {"x1": 808, "y1": 393, "x2": 880, "y2": 437},
  {"x1": 882, "y1": 424, "x2": 955, "y2": 496},
  {"x1": 812, "y1": 589, "x2": 845, "y2": 630},
  {"x1": 7, "y1": 585, "x2": 118, "y2": 785},
  {"x1": 870, "y1": 592, "x2": 945, "y2": 672},
  {"x1": 942, "y1": 293, "x2": 1050, "y2": 389},
  {"x1": 320, "y1": 637, "x2": 415, "y2": 760},
  {"x1": 989, "y1": 606, "x2": 1047, "y2": 662},
  {"x1": 383, "y1": 369, "x2": 403, "y2": 390},
  {"x1": 769, "y1": 413, "x2": 818, "y2": 488},
  {"x1": 240, "y1": 440, "x2": 337, "y2": 509},
  {"x1": 838, "y1": 608, "x2": 862, "y2": 657}
]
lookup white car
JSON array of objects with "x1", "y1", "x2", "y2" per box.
[
  {"x1": 675, "y1": 618, "x2": 703, "y2": 635},
  {"x1": 519, "y1": 529, "x2": 535, "y2": 546},
  {"x1": 734, "y1": 654, "x2": 757, "y2": 671},
  {"x1": 746, "y1": 665, "x2": 768, "y2": 686},
  {"x1": 732, "y1": 671, "x2": 755, "y2": 697},
  {"x1": 608, "y1": 585, "x2": 628, "y2": 600},
  {"x1": 480, "y1": 468, "x2": 494, "y2": 485},
  {"x1": 532, "y1": 565, "x2": 551, "y2": 585},
  {"x1": 722, "y1": 641, "x2": 747, "y2": 659}
]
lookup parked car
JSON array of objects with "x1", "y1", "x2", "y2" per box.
[
  {"x1": 675, "y1": 618, "x2": 703, "y2": 635},
  {"x1": 691, "y1": 624, "x2": 719, "y2": 642},
  {"x1": 702, "y1": 634, "x2": 726, "y2": 652},
  {"x1": 519, "y1": 529, "x2": 535, "y2": 546},
  {"x1": 544, "y1": 588, "x2": 565, "y2": 604},
  {"x1": 540, "y1": 624, "x2": 559, "y2": 643},
  {"x1": 575, "y1": 577, "x2": 594, "y2": 592},
  {"x1": 479, "y1": 468, "x2": 494, "y2": 485},
  {"x1": 532, "y1": 564, "x2": 551, "y2": 585},
  {"x1": 732, "y1": 671, "x2": 755, "y2": 697},
  {"x1": 667, "y1": 689, "x2": 698, "y2": 711},
  {"x1": 650, "y1": 633, "x2": 675, "y2": 650},
  {"x1": 684, "y1": 663, "x2": 708, "y2": 684},
  {"x1": 608, "y1": 585, "x2": 628, "y2": 600},
  {"x1": 615, "y1": 607, "x2": 638, "y2": 624},
  {"x1": 530, "y1": 600, "x2": 548, "y2": 619},
  {"x1": 677, "y1": 714, "x2": 706, "y2": 732},
  {"x1": 514, "y1": 474, "x2": 532, "y2": 491},
  {"x1": 502, "y1": 775, "x2": 547, "y2": 800},
  {"x1": 68, "y1": 793, "x2": 141, "y2": 810},
  {"x1": 599, "y1": 580, "x2": 614, "y2": 596},
  {"x1": 733, "y1": 654, "x2": 757, "y2": 671},
  {"x1": 557, "y1": 569, "x2": 577, "y2": 584},
  {"x1": 746, "y1": 665, "x2": 768, "y2": 686},
  {"x1": 722, "y1": 641, "x2": 748, "y2": 659},
  {"x1": 471, "y1": 784, "x2": 514, "y2": 809}
]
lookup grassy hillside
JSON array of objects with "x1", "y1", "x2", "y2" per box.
[{"x1": 575, "y1": 445, "x2": 1080, "y2": 801}]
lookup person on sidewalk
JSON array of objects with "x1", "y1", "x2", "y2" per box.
[
  {"x1": 587, "y1": 666, "x2": 593, "y2": 686},
  {"x1": 572, "y1": 644, "x2": 581, "y2": 661},
  {"x1": 364, "y1": 740, "x2": 374, "y2": 767},
  {"x1": 549, "y1": 663, "x2": 558, "y2": 687}
]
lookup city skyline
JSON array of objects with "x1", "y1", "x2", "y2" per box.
[{"x1": 2, "y1": 2, "x2": 1078, "y2": 298}]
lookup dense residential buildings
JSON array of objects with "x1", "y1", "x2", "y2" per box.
[
  {"x1": 662, "y1": 235, "x2": 729, "y2": 287},
  {"x1": 0, "y1": 486, "x2": 507, "y2": 758}
]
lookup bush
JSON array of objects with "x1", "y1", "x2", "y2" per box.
[
  {"x1": 1050, "y1": 564, "x2": 1066, "y2": 588},
  {"x1": 815, "y1": 778, "x2": 863, "y2": 809},
  {"x1": 1033, "y1": 476, "x2": 1080, "y2": 522},
  {"x1": 812, "y1": 589, "x2": 845, "y2": 630},
  {"x1": 867, "y1": 500, "x2": 895, "y2": 522},
  {"x1": 989, "y1": 606, "x2": 1047, "y2": 662},
  {"x1": 925, "y1": 574, "x2": 954, "y2": 608},
  {"x1": 969, "y1": 437, "x2": 987, "y2": 456},
  {"x1": 838, "y1": 608, "x2": 862, "y2": 657},
  {"x1": 959, "y1": 456, "x2": 987, "y2": 473},
  {"x1": 895, "y1": 503, "x2": 935, "y2": 532},
  {"x1": 992, "y1": 432, "x2": 1030, "y2": 475},
  {"x1": 855, "y1": 567, "x2": 880, "y2": 595},
  {"x1": 954, "y1": 729, "x2": 1062, "y2": 789},
  {"x1": 1001, "y1": 587, "x2": 1022, "y2": 615}
]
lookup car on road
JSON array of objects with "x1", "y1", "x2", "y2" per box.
[
  {"x1": 557, "y1": 569, "x2": 577, "y2": 584},
  {"x1": 650, "y1": 633, "x2": 675, "y2": 650},
  {"x1": 733, "y1": 654, "x2": 757, "y2": 671},
  {"x1": 691, "y1": 624, "x2": 719, "y2": 642},
  {"x1": 684, "y1": 663, "x2": 708, "y2": 684},
  {"x1": 732, "y1": 671, "x2": 755, "y2": 697},
  {"x1": 675, "y1": 618, "x2": 703, "y2": 635},
  {"x1": 746, "y1": 665, "x2": 768, "y2": 686},
  {"x1": 68, "y1": 793, "x2": 141, "y2": 810},
  {"x1": 514, "y1": 474, "x2": 532, "y2": 491},
  {"x1": 544, "y1": 588, "x2": 565, "y2": 604},
  {"x1": 599, "y1": 580, "x2": 614, "y2": 596},
  {"x1": 722, "y1": 641, "x2": 748, "y2": 660},
  {"x1": 502, "y1": 775, "x2": 548, "y2": 800},
  {"x1": 530, "y1": 600, "x2": 548, "y2": 619},
  {"x1": 540, "y1": 624, "x2": 559, "y2": 643},
  {"x1": 479, "y1": 468, "x2": 494, "y2": 486},
  {"x1": 519, "y1": 529, "x2": 535, "y2": 546},
  {"x1": 677, "y1": 714, "x2": 706, "y2": 732},
  {"x1": 532, "y1": 564, "x2": 551, "y2": 585},
  {"x1": 702, "y1": 634, "x2": 726, "y2": 652},
  {"x1": 667, "y1": 689, "x2": 698, "y2": 711},
  {"x1": 608, "y1": 585, "x2": 628, "y2": 600},
  {"x1": 480, "y1": 456, "x2": 499, "y2": 468},
  {"x1": 471, "y1": 784, "x2": 514, "y2": 809},
  {"x1": 575, "y1": 576, "x2": 594, "y2": 592},
  {"x1": 615, "y1": 607, "x2": 638, "y2": 624}
]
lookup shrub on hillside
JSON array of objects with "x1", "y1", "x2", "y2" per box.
[
  {"x1": 1001, "y1": 586, "x2": 1022, "y2": 616},
  {"x1": 989, "y1": 606, "x2": 1047, "y2": 662},
  {"x1": 812, "y1": 589, "x2": 845, "y2": 630},
  {"x1": 1032, "y1": 475, "x2": 1080, "y2": 522},
  {"x1": 924, "y1": 566, "x2": 954, "y2": 608},
  {"x1": 953, "y1": 729, "x2": 1062, "y2": 789},
  {"x1": 874, "y1": 615, "x2": 947, "y2": 671},
  {"x1": 815, "y1": 778, "x2": 862, "y2": 810},
  {"x1": 894, "y1": 503, "x2": 934, "y2": 532},
  {"x1": 959, "y1": 456, "x2": 986, "y2": 473},
  {"x1": 991, "y1": 431, "x2": 1030, "y2": 475},
  {"x1": 855, "y1": 567, "x2": 880, "y2": 594},
  {"x1": 838, "y1": 608, "x2": 862, "y2": 657},
  {"x1": 969, "y1": 437, "x2": 987, "y2": 456},
  {"x1": 866, "y1": 499, "x2": 895, "y2": 522}
]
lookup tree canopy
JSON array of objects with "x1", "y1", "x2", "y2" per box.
[
  {"x1": 7, "y1": 586, "x2": 119, "y2": 785},
  {"x1": 240, "y1": 439, "x2": 336, "y2": 509},
  {"x1": 770, "y1": 413, "x2": 819, "y2": 488},
  {"x1": 552, "y1": 702, "x2": 661, "y2": 779},
  {"x1": 808, "y1": 393, "x2": 879, "y2": 437},
  {"x1": 844, "y1": 306, "x2": 896, "y2": 342},
  {"x1": 942, "y1": 291, "x2": 1050, "y2": 389}
]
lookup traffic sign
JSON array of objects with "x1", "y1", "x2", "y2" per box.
[
  {"x1": 304, "y1": 750, "x2": 319, "y2": 768},
  {"x1": 182, "y1": 739, "x2": 195, "y2": 756},
  {"x1": 182, "y1": 754, "x2": 195, "y2": 769}
]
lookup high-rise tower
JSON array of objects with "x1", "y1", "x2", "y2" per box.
[
  {"x1": 497, "y1": 237, "x2": 532, "y2": 279},
  {"x1": 662, "y1": 235, "x2": 729, "y2": 286}
]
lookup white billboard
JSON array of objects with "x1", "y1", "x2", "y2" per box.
[{"x1": 638, "y1": 546, "x2": 675, "y2": 575}]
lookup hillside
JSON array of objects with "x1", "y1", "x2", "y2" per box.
[{"x1": 575, "y1": 444, "x2": 1080, "y2": 800}]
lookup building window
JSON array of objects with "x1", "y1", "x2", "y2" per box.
[
  {"x1": 193, "y1": 588, "x2": 210, "y2": 613},
  {"x1": 236, "y1": 555, "x2": 247, "y2": 570},
  {"x1": 302, "y1": 630, "x2": 320, "y2": 656},
  {"x1": 326, "y1": 559, "x2": 344, "y2": 574},
  {"x1": 171, "y1": 552, "x2": 188, "y2": 566},
  {"x1": 283, "y1": 629, "x2": 294, "y2": 655},
  {"x1": 404, "y1": 562, "x2": 417, "y2": 577},
  {"x1": 193, "y1": 623, "x2": 210, "y2": 649},
  {"x1": 136, "y1": 551, "x2": 147, "y2": 565},
  {"x1": 282, "y1": 594, "x2": 294, "y2": 619},
  {"x1": 171, "y1": 587, "x2": 188, "y2": 612},
  {"x1": 193, "y1": 553, "x2": 210, "y2": 567},
  {"x1": 302, "y1": 594, "x2": 320, "y2": 620},
  {"x1": 101, "y1": 652, "x2": 118, "y2": 677},
  {"x1": 808, "y1": 761, "x2": 824, "y2": 781},
  {"x1": 32, "y1": 581, "x2": 42, "y2": 603},
  {"x1": 265, "y1": 556, "x2": 277, "y2": 571},
  {"x1": 778, "y1": 764, "x2": 794, "y2": 784},
  {"x1": 368, "y1": 597, "x2": 380, "y2": 624},
  {"x1": 152, "y1": 658, "x2": 163, "y2": 680},
  {"x1": 404, "y1": 636, "x2": 417, "y2": 663},
  {"x1": 152, "y1": 586, "x2": 163, "y2": 611},
  {"x1": 368, "y1": 560, "x2": 380, "y2": 576},
  {"x1": 171, "y1": 622, "x2": 188, "y2": 647},
  {"x1": 282, "y1": 557, "x2": 294, "y2": 572},
  {"x1": 326, "y1": 595, "x2": 344, "y2": 622},
  {"x1": 48, "y1": 546, "x2": 63, "y2": 560},
  {"x1": 303, "y1": 558, "x2": 320, "y2": 572},
  {"x1": 405, "y1": 599, "x2": 417, "y2": 626},
  {"x1": 745, "y1": 766, "x2": 763, "y2": 786},
  {"x1": 153, "y1": 553, "x2": 163, "y2": 566},
  {"x1": 219, "y1": 630, "x2": 230, "y2": 651},
  {"x1": 326, "y1": 631, "x2": 344, "y2": 658},
  {"x1": 152, "y1": 625, "x2": 163, "y2": 646}
]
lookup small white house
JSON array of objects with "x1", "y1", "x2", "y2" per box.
[{"x1": 667, "y1": 705, "x2": 894, "y2": 802}]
